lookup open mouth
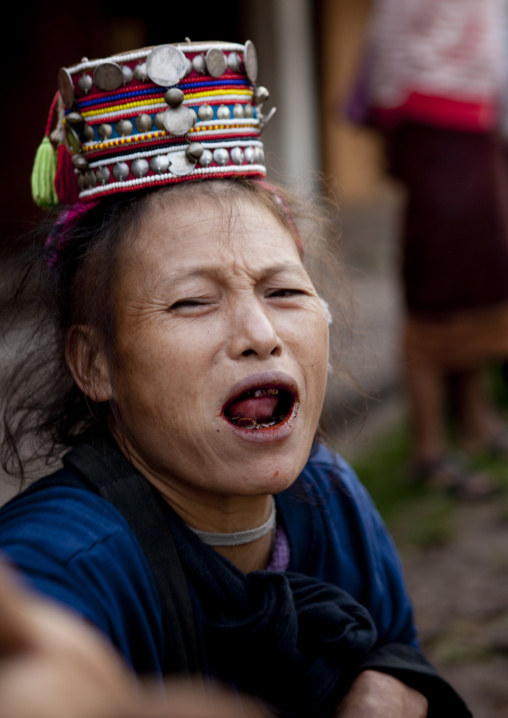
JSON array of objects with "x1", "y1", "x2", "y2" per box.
[{"x1": 223, "y1": 386, "x2": 296, "y2": 430}]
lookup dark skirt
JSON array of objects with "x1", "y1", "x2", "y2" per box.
[{"x1": 387, "y1": 123, "x2": 508, "y2": 316}]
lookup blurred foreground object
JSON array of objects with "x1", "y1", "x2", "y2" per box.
[{"x1": 0, "y1": 559, "x2": 271, "y2": 718}]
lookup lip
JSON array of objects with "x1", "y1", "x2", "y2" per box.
[{"x1": 220, "y1": 370, "x2": 300, "y2": 443}]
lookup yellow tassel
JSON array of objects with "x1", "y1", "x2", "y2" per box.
[{"x1": 31, "y1": 136, "x2": 58, "y2": 208}]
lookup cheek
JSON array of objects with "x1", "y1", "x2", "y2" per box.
[{"x1": 291, "y1": 311, "x2": 329, "y2": 372}]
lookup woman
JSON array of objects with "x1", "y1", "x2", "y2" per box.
[
  {"x1": 349, "y1": 0, "x2": 508, "y2": 493},
  {"x1": 0, "y1": 40, "x2": 469, "y2": 716}
]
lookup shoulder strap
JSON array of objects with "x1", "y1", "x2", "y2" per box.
[{"x1": 63, "y1": 438, "x2": 201, "y2": 675}]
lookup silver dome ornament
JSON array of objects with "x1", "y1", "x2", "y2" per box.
[
  {"x1": 244, "y1": 104, "x2": 254, "y2": 119},
  {"x1": 185, "y1": 142, "x2": 204, "y2": 161},
  {"x1": 93, "y1": 61, "x2": 124, "y2": 91},
  {"x1": 228, "y1": 51, "x2": 241, "y2": 73},
  {"x1": 150, "y1": 155, "x2": 170, "y2": 174},
  {"x1": 213, "y1": 148, "x2": 229, "y2": 166},
  {"x1": 216, "y1": 105, "x2": 231, "y2": 120},
  {"x1": 98, "y1": 123, "x2": 113, "y2": 140},
  {"x1": 198, "y1": 104, "x2": 214, "y2": 122},
  {"x1": 244, "y1": 146, "x2": 255, "y2": 164},
  {"x1": 254, "y1": 146, "x2": 265, "y2": 164},
  {"x1": 198, "y1": 149, "x2": 213, "y2": 167},
  {"x1": 131, "y1": 158, "x2": 150, "y2": 178},
  {"x1": 83, "y1": 124, "x2": 95, "y2": 142},
  {"x1": 66, "y1": 112, "x2": 85, "y2": 126},
  {"x1": 164, "y1": 88, "x2": 184, "y2": 108},
  {"x1": 244, "y1": 40, "x2": 258, "y2": 83},
  {"x1": 135, "y1": 113, "x2": 153, "y2": 132},
  {"x1": 206, "y1": 48, "x2": 227, "y2": 78},
  {"x1": 96, "y1": 166, "x2": 111, "y2": 185},
  {"x1": 78, "y1": 73, "x2": 93, "y2": 95},
  {"x1": 58, "y1": 67, "x2": 75, "y2": 107},
  {"x1": 233, "y1": 104, "x2": 244, "y2": 119},
  {"x1": 133, "y1": 62, "x2": 147, "y2": 82},
  {"x1": 116, "y1": 119, "x2": 133, "y2": 136},
  {"x1": 122, "y1": 65, "x2": 134, "y2": 84},
  {"x1": 154, "y1": 113, "x2": 166, "y2": 130},
  {"x1": 84, "y1": 170, "x2": 97, "y2": 188},
  {"x1": 72, "y1": 154, "x2": 89, "y2": 170},
  {"x1": 112, "y1": 162, "x2": 130, "y2": 181},
  {"x1": 189, "y1": 108, "x2": 198, "y2": 125},
  {"x1": 184, "y1": 58, "x2": 193, "y2": 76},
  {"x1": 146, "y1": 45, "x2": 187, "y2": 87},
  {"x1": 230, "y1": 147, "x2": 244, "y2": 165},
  {"x1": 169, "y1": 151, "x2": 196, "y2": 176},
  {"x1": 163, "y1": 106, "x2": 196, "y2": 136},
  {"x1": 253, "y1": 86, "x2": 269, "y2": 105},
  {"x1": 192, "y1": 54, "x2": 206, "y2": 74},
  {"x1": 77, "y1": 172, "x2": 87, "y2": 189}
]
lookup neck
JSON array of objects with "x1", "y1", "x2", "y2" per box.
[
  {"x1": 213, "y1": 530, "x2": 275, "y2": 573},
  {"x1": 110, "y1": 429, "x2": 275, "y2": 572}
]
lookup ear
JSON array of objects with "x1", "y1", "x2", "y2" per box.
[{"x1": 65, "y1": 325, "x2": 113, "y2": 403}]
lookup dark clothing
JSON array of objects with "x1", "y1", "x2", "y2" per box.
[
  {"x1": 387, "y1": 123, "x2": 508, "y2": 316},
  {"x1": 0, "y1": 440, "x2": 471, "y2": 716}
]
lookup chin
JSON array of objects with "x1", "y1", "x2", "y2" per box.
[{"x1": 222, "y1": 450, "x2": 310, "y2": 497}]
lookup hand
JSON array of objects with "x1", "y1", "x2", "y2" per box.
[
  {"x1": 0, "y1": 558, "x2": 270, "y2": 718},
  {"x1": 334, "y1": 670, "x2": 428, "y2": 718}
]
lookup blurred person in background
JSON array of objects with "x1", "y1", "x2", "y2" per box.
[{"x1": 348, "y1": 0, "x2": 508, "y2": 496}]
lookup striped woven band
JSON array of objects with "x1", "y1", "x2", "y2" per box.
[{"x1": 57, "y1": 41, "x2": 272, "y2": 201}]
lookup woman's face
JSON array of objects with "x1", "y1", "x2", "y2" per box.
[{"x1": 106, "y1": 191, "x2": 329, "y2": 508}]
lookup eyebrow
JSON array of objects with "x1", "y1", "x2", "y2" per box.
[{"x1": 150, "y1": 260, "x2": 306, "y2": 291}]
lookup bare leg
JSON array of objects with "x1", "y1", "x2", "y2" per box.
[
  {"x1": 451, "y1": 367, "x2": 507, "y2": 451},
  {"x1": 405, "y1": 361, "x2": 447, "y2": 465}
]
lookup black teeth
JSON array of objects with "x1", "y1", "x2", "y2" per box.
[{"x1": 225, "y1": 386, "x2": 294, "y2": 428}]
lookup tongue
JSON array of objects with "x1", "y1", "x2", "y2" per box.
[{"x1": 228, "y1": 396, "x2": 278, "y2": 422}]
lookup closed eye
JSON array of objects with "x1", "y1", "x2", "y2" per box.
[
  {"x1": 268, "y1": 289, "x2": 307, "y2": 298},
  {"x1": 169, "y1": 299, "x2": 212, "y2": 310}
]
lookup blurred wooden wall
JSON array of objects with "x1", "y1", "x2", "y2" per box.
[{"x1": 318, "y1": 0, "x2": 387, "y2": 204}]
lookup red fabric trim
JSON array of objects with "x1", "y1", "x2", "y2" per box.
[{"x1": 371, "y1": 92, "x2": 498, "y2": 133}]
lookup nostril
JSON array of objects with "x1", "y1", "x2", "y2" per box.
[
  {"x1": 271, "y1": 345, "x2": 282, "y2": 356},
  {"x1": 242, "y1": 349, "x2": 256, "y2": 357}
]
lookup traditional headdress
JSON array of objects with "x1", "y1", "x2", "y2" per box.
[{"x1": 32, "y1": 40, "x2": 275, "y2": 208}]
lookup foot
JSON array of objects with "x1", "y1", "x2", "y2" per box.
[{"x1": 409, "y1": 452, "x2": 497, "y2": 500}]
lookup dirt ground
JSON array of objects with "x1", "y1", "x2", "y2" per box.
[{"x1": 398, "y1": 496, "x2": 508, "y2": 718}]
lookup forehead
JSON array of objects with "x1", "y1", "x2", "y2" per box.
[{"x1": 120, "y1": 192, "x2": 303, "y2": 280}]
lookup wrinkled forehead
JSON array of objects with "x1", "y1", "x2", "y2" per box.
[{"x1": 118, "y1": 189, "x2": 303, "y2": 280}]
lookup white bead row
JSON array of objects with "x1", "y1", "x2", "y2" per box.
[{"x1": 80, "y1": 163, "x2": 266, "y2": 199}]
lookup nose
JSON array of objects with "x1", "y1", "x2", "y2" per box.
[{"x1": 228, "y1": 297, "x2": 282, "y2": 360}]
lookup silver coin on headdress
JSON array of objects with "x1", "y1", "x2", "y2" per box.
[
  {"x1": 146, "y1": 45, "x2": 188, "y2": 87},
  {"x1": 94, "y1": 62, "x2": 124, "y2": 91},
  {"x1": 206, "y1": 48, "x2": 227, "y2": 78},
  {"x1": 163, "y1": 106, "x2": 196, "y2": 136},
  {"x1": 170, "y1": 151, "x2": 196, "y2": 176},
  {"x1": 244, "y1": 40, "x2": 258, "y2": 82},
  {"x1": 58, "y1": 67, "x2": 75, "y2": 107}
]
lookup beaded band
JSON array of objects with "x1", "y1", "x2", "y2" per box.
[
  {"x1": 46, "y1": 40, "x2": 274, "y2": 203},
  {"x1": 186, "y1": 498, "x2": 276, "y2": 547}
]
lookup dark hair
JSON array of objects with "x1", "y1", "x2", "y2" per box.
[{"x1": 1, "y1": 178, "x2": 354, "y2": 482}]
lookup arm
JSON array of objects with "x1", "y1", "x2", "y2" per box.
[
  {"x1": 0, "y1": 558, "x2": 270, "y2": 718},
  {"x1": 334, "y1": 671, "x2": 428, "y2": 718},
  {"x1": 294, "y1": 448, "x2": 472, "y2": 716}
]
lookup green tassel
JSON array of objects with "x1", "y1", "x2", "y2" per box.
[{"x1": 31, "y1": 136, "x2": 58, "y2": 208}]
